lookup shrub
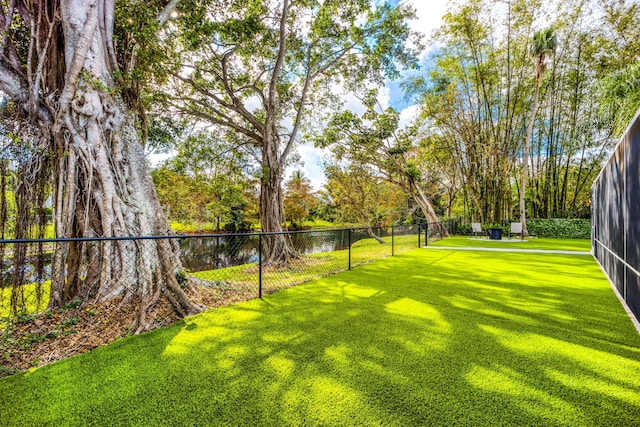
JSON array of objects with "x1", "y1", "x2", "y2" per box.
[
  {"x1": 526, "y1": 218, "x2": 591, "y2": 239},
  {"x1": 455, "y1": 218, "x2": 591, "y2": 239},
  {"x1": 456, "y1": 223, "x2": 473, "y2": 236}
]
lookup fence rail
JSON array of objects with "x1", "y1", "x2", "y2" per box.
[{"x1": 0, "y1": 223, "x2": 448, "y2": 322}]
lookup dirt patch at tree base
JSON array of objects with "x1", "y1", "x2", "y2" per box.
[{"x1": 0, "y1": 283, "x2": 258, "y2": 378}]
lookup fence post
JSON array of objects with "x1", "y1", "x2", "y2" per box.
[
  {"x1": 258, "y1": 234, "x2": 263, "y2": 298},
  {"x1": 424, "y1": 222, "x2": 429, "y2": 246},
  {"x1": 418, "y1": 224, "x2": 421, "y2": 248},
  {"x1": 348, "y1": 228, "x2": 352, "y2": 270},
  {"x1": 392, "y1": 225, "x2": 395, "y2": 256}
]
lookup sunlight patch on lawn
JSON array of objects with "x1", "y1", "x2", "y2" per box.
[
  {"x1": 546, "y1": 368, "x2": 640, "y2": 405},
  {"x1": 385, "y1": 297, "x2": 451, "y2": 352},
  {"x1": 386, "y1": 298, "x2": 448, "y2": 325},
  {"x1": 481, "y1": 325, "x2": 640, "y2": 388},
  {"x1": 261, "y1": 330, "x2": 302, "y2": 344},
  {"x1": 264, "y1": 354, "x2": 295, "y2": 378},
  {"x1": 445, "y1": 295, "x2": 545, "y2": 327},
  {"x1": 465, "y1": 364, "x2": 585, "y2": 425},
  {"x1": 162, "y1": 307, "x2": 261, "y2": 357},
  {"x1": 341, "y1": 283, "x2": 384, "y2": 299},
  {"x1": 325, "y1": 343, "x2": 351, "y2": 365},
  {"x1": 283, "y1": 375, "x2": 386, "y2": 427}
]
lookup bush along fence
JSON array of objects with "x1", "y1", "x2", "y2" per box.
[
  {"x1": 450, "y1": 218, "x2": 591, "y2": 239},
  {"x1": 0, "y1": 223, "x2": 449, "y2": 324}
]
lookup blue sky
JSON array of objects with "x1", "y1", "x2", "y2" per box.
[{"x1": 386, "y1": 79, "x2": 412, "y2": 111}]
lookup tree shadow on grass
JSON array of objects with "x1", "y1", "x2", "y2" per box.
[{"x1": 1, "y1": 249, "x2": 639, "y2": 426}]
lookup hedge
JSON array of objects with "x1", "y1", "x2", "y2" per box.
[
  {"x1": 455, "y1": 218, "x2": 591, "y2": 239},
  {"x1": 526, "y1": 218, "x2": 591, "y2": 239}
]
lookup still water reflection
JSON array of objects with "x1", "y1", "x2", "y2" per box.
[{"x1": 178, "y1": 229, "x2": 363, "y2": 272}]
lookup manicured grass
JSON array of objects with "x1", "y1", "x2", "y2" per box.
[
  {"x1": 170, "y1": 221, "x2": 221, "y2": 233},
  {"x1": 431, "y1": 236, "x2": 592, "y2": 251},
  {"x1": 1, "y1": 248, "x2": 639, "y2": 426},
  {"x1": 302, "y1": 219, "x2": 335, "y2": 228}
]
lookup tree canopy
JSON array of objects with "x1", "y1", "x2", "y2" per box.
[
  {"x1": 161, "y1": 0, "x2": 421, "y2": 262},
  {"x1": 404, "y1": 0, "x2": 633, "y2": 223}
]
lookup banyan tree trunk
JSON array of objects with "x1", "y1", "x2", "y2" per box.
[
  {"x1": 259, "y1": 134, "x2": 297, "y2": 265},
  {"x1": 413, "y1": 181, "x2": 449, "y2": 237},
  {"x1": 48, "y1": 97, "x2": 203, "y2": 331},
  {"x1": 1, "y1": 0, "x2": 204, "y2": 332}
]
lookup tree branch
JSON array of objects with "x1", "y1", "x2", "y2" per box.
[
  {"x1": 157, "y1": 0, "x2": 180, "y2": 26},
  {"x1": 173, "y1": 72, "x2": 265, "y2": 134},
  {"x1": 0, "y1": 0, "x2": 16, "y2": 53},
  {"x1": 281, "y1": 58, "x2": 313, "y2": 168},
  {"x1": 0, "y1": 61, "x2": 26, "y2": 101},
  {"x1": 124, "y1": 0, "x2": 181, "y2": 81},
  {"x1": 57, "y1": 1, "x2": 99, "y2": 117},
  {"x1": 280, "y1": 38, "x2": 360, "y2": 167},
  {"x1": 169, "y1": 99, "x2": 263, "y2": 144},
  {"x1": 102, "y1": 0, "x2": 119, "y2": 74},
  {"x1": 267, "y1": 0, "x2": 289, "y2": 116},
  {"x1": 220, "y1": 50, "x2": 266, "y2": 132},
  {"x1": 31, "y1": 4, "x2": 57, "y2": 120},
  {"x1": 309, "y1": 42, "x2": 358, "y2": 81}
]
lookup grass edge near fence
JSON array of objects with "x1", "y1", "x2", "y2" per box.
[
  {"x1": 1, "y1": 233, "x2": 422, "y2": 320},
  {"x1": 430, "y1": 236, "x2": 592, "y2": 251},
  {"x1": 191, "y1": 233, "x2": 420, "y2": 290}
]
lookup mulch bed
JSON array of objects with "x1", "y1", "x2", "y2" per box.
[{"x1": 0, "y1": 283, "x2": 258, "y2": 378}]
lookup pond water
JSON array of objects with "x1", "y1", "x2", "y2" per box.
[{"x1": 178, "y1": 229, "x2": 360, "y2": 272}]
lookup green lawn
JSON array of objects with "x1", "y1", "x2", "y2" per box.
[
  {"x1": 1, "y1": 247, "x2": 639, "y2": 426},
  {"x1": 302, "y1": 219, "x2": 335, "y2": 228},
  {"x1": 431, "y1": 236, "x2": 591, "y2": 251},
  {"x1": 170, "y1": 221, "x2": 222, "y2": 233}
]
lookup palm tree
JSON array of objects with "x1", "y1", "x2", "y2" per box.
[{"x1": 520, "y1": 28, "x2": 557, "y2": 236}]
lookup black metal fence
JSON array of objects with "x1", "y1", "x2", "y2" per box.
[
  {"x1": 0, "y1": 223, "x2": 447, "y2": 322},
  {"x1": 592, "y1": 109, "x2": 640, "y2": 324}
]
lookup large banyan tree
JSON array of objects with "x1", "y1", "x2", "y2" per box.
[{"x1": 0, "y1": 1, "x2": 202, "y2": 332}]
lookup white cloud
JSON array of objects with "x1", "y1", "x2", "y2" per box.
[
  {"x1": 377, "y1": 85, "x2": 391, "y2": 110},
  {"x1": 285, "y1": 143, "x2": 331, "y2": 192},
  {"x1": 244, "y1": 95, "x2": 263, "y2": 112},
  {"x1": 407, "y1": 0, "x2": 448, "y2": 57},
  {"x1": 281, "y1": 116, "x2": 294, "y2": 130},
  {"x1": 148, "y1": 150, "x2": 174, "y2": 166},
  {"x1": 408, "y1": 0, "x2": 448, "y2": 38},
  {"x1": 398, "y1": 104, "x2": 420, "y2": 129},
  {"x1": 342, "y1": 93, "x2": 367, "y2": 116}
]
